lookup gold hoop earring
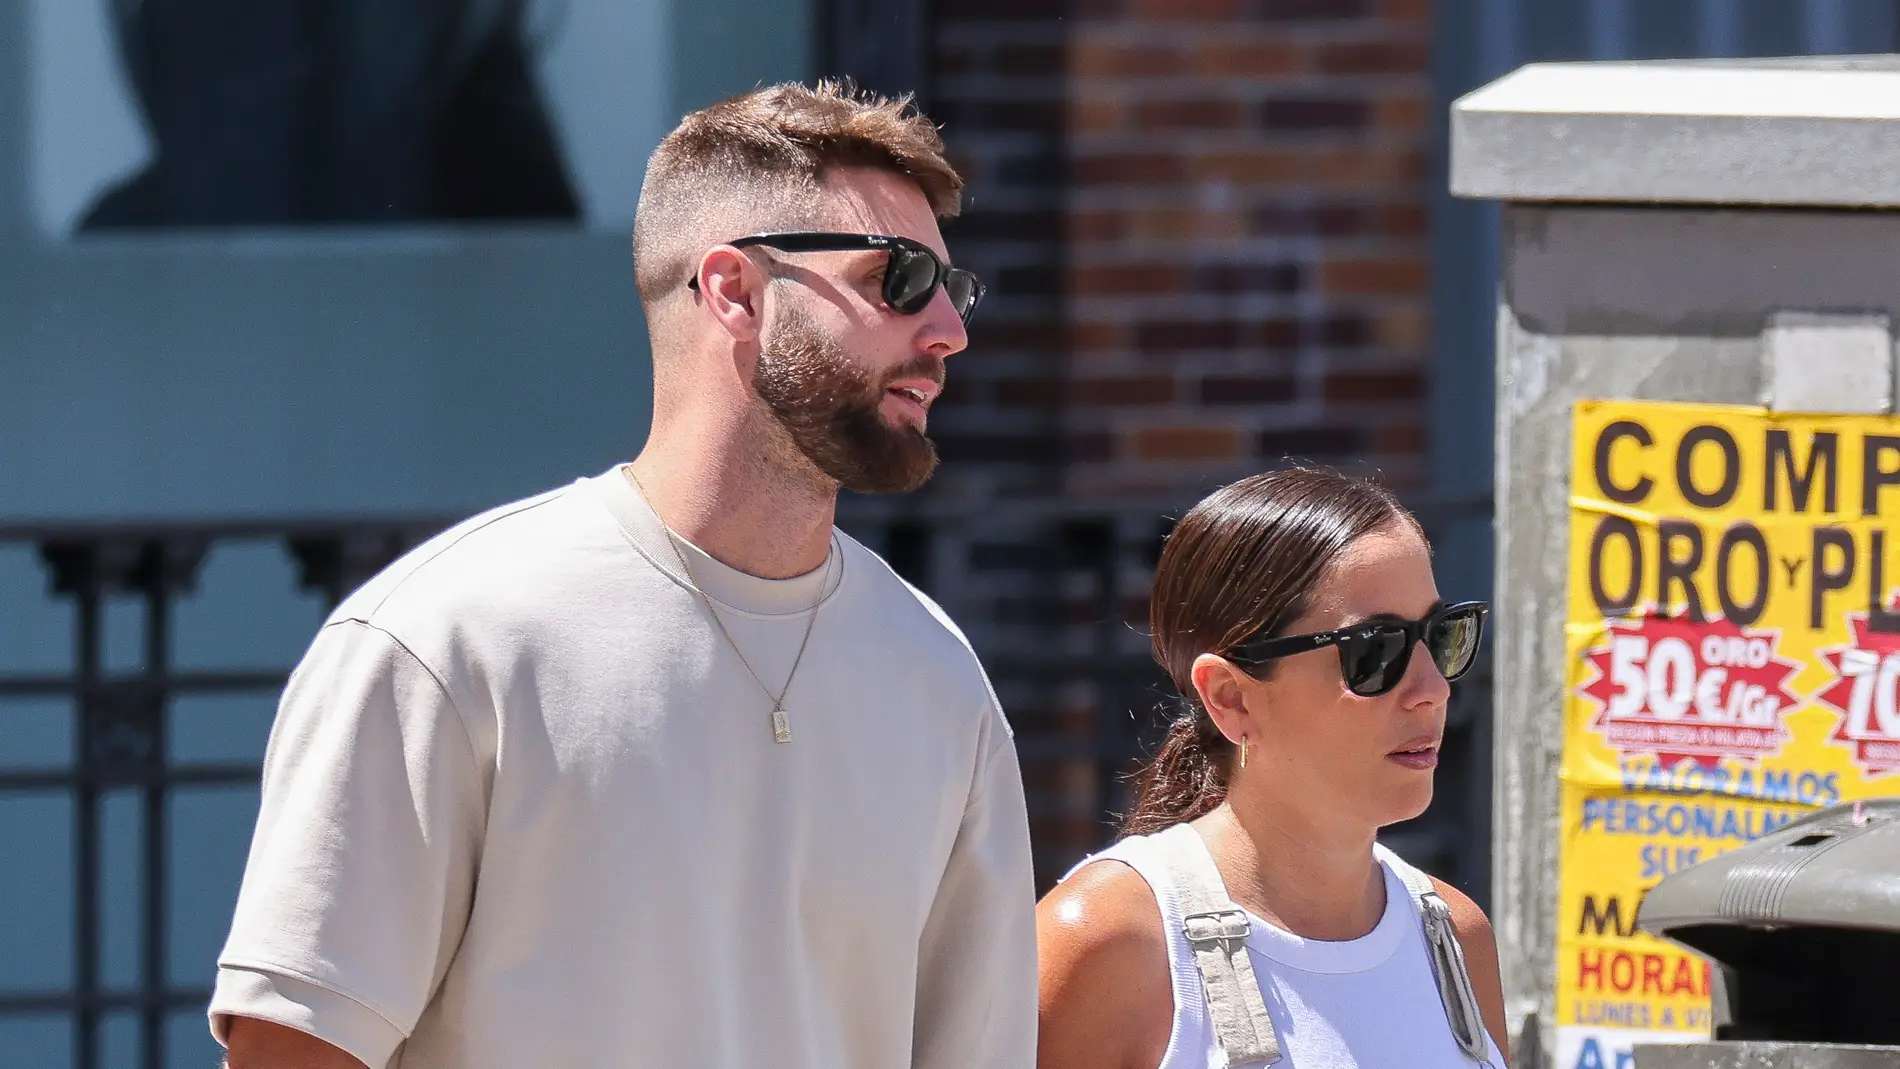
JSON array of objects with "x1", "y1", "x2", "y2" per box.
[{"x1": 1240, "y1": 735, "x2": 1248, "y2": 770}]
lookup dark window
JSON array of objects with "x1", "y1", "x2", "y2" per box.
[{"x1": 80, "y1": 0, "x2": 578, "y2": 229}]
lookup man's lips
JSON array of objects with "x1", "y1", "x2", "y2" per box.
[{"x1": 884, "y1": 378, "x2": 940, "y2": 408}]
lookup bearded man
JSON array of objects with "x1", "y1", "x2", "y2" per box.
[{"x1": 210, "y1": 81, "x2": 1036, "y2": 1069}]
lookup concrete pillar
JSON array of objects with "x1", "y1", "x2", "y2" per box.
[{"x1": 1451, "y1": 57, "x2": 1900, "y2": 1068}]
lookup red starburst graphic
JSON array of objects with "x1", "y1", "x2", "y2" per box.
[
  {"x1": 1815, "y1": 612, "x2": 1900, "y2": 778},
  {"x1": 1576, "y1": 614, "x2": 1801, "y2": 770}
]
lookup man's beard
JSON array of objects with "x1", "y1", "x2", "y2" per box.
[{"x1": 751, "y1": 306, "x2": 942, "y2": 494}]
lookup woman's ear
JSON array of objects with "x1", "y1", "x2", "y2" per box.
[{"x1": 1190, "y1": 652, "x2": 1259, "y2": 748}]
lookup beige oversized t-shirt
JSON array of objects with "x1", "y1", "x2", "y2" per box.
[{"x1": 209, "y1": 469, "x2": 1037, "y2": 1068}]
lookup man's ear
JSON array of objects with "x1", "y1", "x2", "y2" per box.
[
  {"x1": 697, "y1": 246, "x2": 765, "y2": 344},
  {"x1": 1190, "y1": 652, "x2": 1258, "y2": 748}
]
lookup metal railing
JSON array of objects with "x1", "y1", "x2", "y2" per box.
[{"x1": 0, "y1": 518, "x2": 449, "y2": 1069}]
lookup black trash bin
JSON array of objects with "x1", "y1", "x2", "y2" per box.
[{"x1": 1631, "y1": 798, "x2": 1900, "y2": 1068}]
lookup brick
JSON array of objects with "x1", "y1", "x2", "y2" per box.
[
  {"x1": 1373, "y1": 421, "x2": 1429, "y2": 453},
  {"x1": 1076, "y1": 152, "x2": 1188, "y2": 185},
  {"x1": 943, "y1": 210, "x2": 1063, "y2": 242},
  {"x1": 1193, "y1": 149, "x2": 1310, "y2": 185},
  {"x1": 1070, "y1": 432, "x2": 1116, "y2": 462},
  {"x1": 1378, "y1": 0, "x2": 1432, "y2": 23},
  {"x1": 1133, "y1": 317, "x2": 1307, "y2": 352},
  {"x1": 1323, "y1": 369, "x2": 1423, "y2": 401},
  {"x1": 937, "y1": 432, "x2": 1066, "y2": 463},
  {"x1": 1188, "y1": 262, "x2": 1303, "y2": 294},
  {"x1": 937, "y1": 0, "x2": 1070, "y2": 20},
  {"x1": 1135, "y1": 319, "x2": 1243, "y2": 351},
  {"x1": 1312, "y1": 313, "x2": 1373, "y2": 347},
  {"x1": 996, "y1": 43, "x2": 1067, "y2": 76},
  {"x1": 1069, "y1": 210, "x2": 1125, "y2": 242},
  {"x1": 1374, "y1": 201, "x2": 1429, "y2": 236},
  {"x1": 970, "y1": 540, "x2": 1067, "y2": 570},
  {"x1": 1257, "y1": 426, "x2": 1366, "y2": 458},
  {"x1": 1193, "y1": 147, "x2": 1420, "y2": 188},
  {"x1": 1250, "y1": 203, "x2": 1368, "y2": 237},
  {"x1": 942, "y1": 148, "x2": 983, "y2": 182},
  {"x1": 1374, "y1": 92, "x2": 1432, "y2": 134},
  {"x1": 1319, "y1": 256, "x2": 1429, "y2": 295},
  {"x1": 1188, "y1": 209, "x2": 1255, "y2": 241},
  {"x1": 1259, "y1": 318, "x2": 1303, "y2": 348},
  {"x1": 993, "y1": 265, "x2": 1061, "y2": 297},
  {"x1": 1086, "y1": 206, "x2": 1237, "y2": 242},
  {"x1": 1248, "y1": 0, "x2": 1372, "y2": 19},
  {"x1": 973, "y1": 322, "x2": 1065, "y2": 350},
  {"x1": 995, "y1": 594, "x2": 1112, "y2": 625},
  {"x1": 1377, "y1": 303, "x2": 1430, "y2": 351},
  {"x1": 1315, "y1": 39, "x2": 1430, "y2": 74},
  {"x1": 1120, "y1": 594, "x2": 1156, "y2": 626},
  {"x1": 997, "y1": 376, "x2": 1064, "y2": 407},
  {"x1": 1201, "y1": 375, "x2": 1298, "y2": 405},
  {"x1": 1126, "y1": 0, "x2": 1246, "y2": 18},
  {"x1": 1068, "y1": 321, "x2": 1129, "y2": 350},
  {"x1": 937, "y1": 99, "x2": 1065, "y2": 133},
  {"x1": 1073, "y1": 375, "x2": 1177, "y2": 405},
  {"x1": 1189, "y1": 39, "x2": 1305, "y2": 77},
  {"x1": 998, "y1": 148, "x2": 1067, "y2": 189},
  {"x1": 1135, "y1": 99, "x2": 1249, "y2": 130},
  {"x1": 935, "y1": 46, "x2": 984, "y2": 76},
  {"x1": 1259, "y1": 97, "x2": 1370, "y2": 131},
  {"x1": 1071, "y1": 41, "x2": 1185, "y2": 77},
  {"x1": 1308, "y1": 146, "x2": 1428, "y2": 185},
  {"x1": 1134, "y1": 426, "x2": 1246, "y2": 461},
  {"x1": 1072, "y1": 99, "x2": 1129, "y2": 134},
  {"x1": 1072, "y1": 263, "x2": 1186, "y2": 295},
  {"x1": 938, "y1": 373, "x2": 983, "y2": 406}
]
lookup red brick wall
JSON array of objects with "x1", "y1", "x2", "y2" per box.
[
  {"x1": 912, "y1": 0, "x2": 1437, "y2": 883},
  {"x1": 929, "y1": 0, "x2": 1073, "y2": 500},
  {"x1": 1064, "y1": 0, "x2": 1433, "y2": 500},
  {"x1": 921, "y1": 0, "x2": 1436, "y2": 504}
]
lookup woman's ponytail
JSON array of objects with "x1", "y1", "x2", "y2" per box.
[{"x1": 1119, "y1": 700, "x2": 1232, "y2": 836}]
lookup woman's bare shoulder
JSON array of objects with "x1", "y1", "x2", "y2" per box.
[
  {"x1": 1428, "y1": 876, "x2": 1511, "y2": 1065},
  {"x1": 1036, "y1": 858, "x2": 1177, "y2": 1069}
]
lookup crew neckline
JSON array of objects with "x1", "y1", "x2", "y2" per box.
[
  {"x1": 1239, "y1": 861, "x2": 1410, "y2": 974},
  {"x1": 585, "y1": 467, "x2": 845, "y2": 618}
]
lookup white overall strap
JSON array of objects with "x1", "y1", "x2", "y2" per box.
[
  {"x1": 1374, "y1": 843, "x2": 1491, "y2": 1062},
  {"x1": 1149, "y1": 825, "x2": 1282, "y2": 1067}
]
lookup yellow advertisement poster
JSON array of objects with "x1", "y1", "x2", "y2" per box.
[{"x1": 1556, "y1": 399, "x2": 1900, "y2": 1069}]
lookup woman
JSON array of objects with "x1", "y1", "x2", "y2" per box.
[{"x1": 1037, "y1": 468, "x2": 1509, "y2": 1069}]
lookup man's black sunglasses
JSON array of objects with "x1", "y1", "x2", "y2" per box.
[
  {"x1": 1223, "y1": 601, "x2": 1489, "y2": 698},
  {"x1": 687, "y1": 232, "x2": 986, "y2": 324}
]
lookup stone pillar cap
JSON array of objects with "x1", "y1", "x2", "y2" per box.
[{"x1": 1451, "y1": 56, "x2": 1900, "y2": 207}]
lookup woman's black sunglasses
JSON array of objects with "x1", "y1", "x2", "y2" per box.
[
  {"x1": 1222, "y1": 601, "x2": 1489, "y2": 698},
  {"x1": 688, "y1": 231, "x2": 986, "y2": 324}
]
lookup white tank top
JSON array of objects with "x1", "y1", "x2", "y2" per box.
[{"x1": 1068, "y1": 826, "x2": 1505, "y2": 1069}]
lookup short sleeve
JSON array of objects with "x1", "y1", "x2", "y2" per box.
[
  {"x1": 208, "y1": 619, "x2": 487, "y2": 1068},
  {"x1": 910, "y1": 702, "x2": 1038, "y2": 1069}
]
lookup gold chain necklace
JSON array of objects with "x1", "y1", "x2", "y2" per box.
[{"x1": 625, "y1": 467, "x2": 830, "y2": 744}]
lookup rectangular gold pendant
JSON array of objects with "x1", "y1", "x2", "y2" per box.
[{"x1": 772, "y1": 706, "x2": 792, "y2": 744}]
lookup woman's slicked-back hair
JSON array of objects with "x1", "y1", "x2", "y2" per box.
[{"x1": 1121, "y1": 467, "x2": 1419, "y2": 836}]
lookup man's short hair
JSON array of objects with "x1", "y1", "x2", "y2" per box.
[{"x1": 632, "y1": 79, "x2": 964, "y2": 313}]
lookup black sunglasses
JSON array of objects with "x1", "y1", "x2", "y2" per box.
[
  {"x1": 687, "y1": 232, "x2": 986, "y2": 324},
  {"x1": 1223, "y1": 601, "x2": 1489, "y2": 698}
]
